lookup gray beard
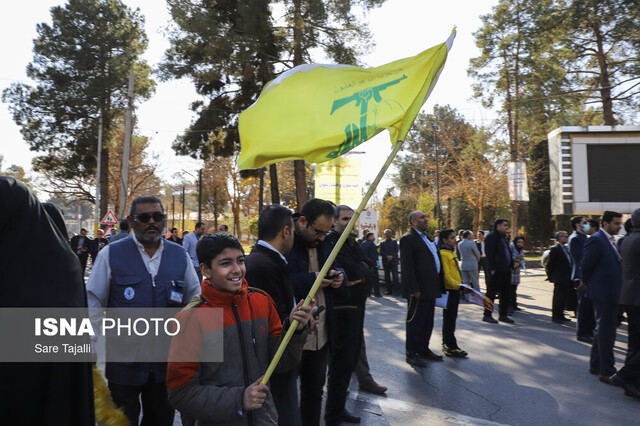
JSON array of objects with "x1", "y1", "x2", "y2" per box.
[{"x1": 135, "y1": 230, "x2": 161, "y2": 245}]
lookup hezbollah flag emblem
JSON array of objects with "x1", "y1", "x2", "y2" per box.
[{"x1": 238, "y1": 29, "x2": 455, "y2": 170}]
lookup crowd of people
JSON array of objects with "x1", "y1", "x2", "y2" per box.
[{"x1": 4, "y1": 174, "x2": 639, "y2": 425}]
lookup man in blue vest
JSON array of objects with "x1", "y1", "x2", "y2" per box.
[{"x1": 87, "y1": 195, "x2": 201, "y2": 425}]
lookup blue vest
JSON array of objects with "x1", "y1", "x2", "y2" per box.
[{"x1": 106, "y1": 236, "x2": 187, "y2": 385}]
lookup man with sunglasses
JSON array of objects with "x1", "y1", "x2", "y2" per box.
[{"x1": 86, "y1": 195, "x2": 201, "y2": 425}]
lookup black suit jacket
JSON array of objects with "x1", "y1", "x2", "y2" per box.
[
  {"x1": 546, "y1": 244, "x2": 573, "y2": 284},
  {"x1": 245, "y1": 243, "x2": 294, "y2": 323},
  {"x1": 484, "y1": 230, "x2": 511, "y2": 272},
  {"x1": 399, "y1": 229, "x2": 444, "y2": 300},
  {"x1": 69, "y1": 235, "x2": 90, "y2": 255}
]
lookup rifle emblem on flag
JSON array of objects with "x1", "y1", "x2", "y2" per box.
[{"x1": 328, "y1": 74, "x2": 407, "y2": 159}]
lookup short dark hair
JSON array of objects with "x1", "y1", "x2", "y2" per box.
[
  {"x1": 602, "y1": 211, "x2": 622, "y2": 224},
  {"x1": 624, "y1": 218, "x2": 633, "y2": 234},
  {"x1": 258, "y1": 205, "x2": 293, "y2": 240},
  {"x1": 300, "y1": 199, "x2": 336, "y2": 225},
  {"x1": 196, "y1": 231, "x2": 244, "y2": 267},
  {"x1": 119, "y1": 220, "x2": 129, "y2": 231},
  {"x1": 439, "y1": 229, "x2": 455, "y2": 241},
  {"x1": 494, "y1": 219, "x2": 508, "y2": 230},
  {"x1": 129, "y1": 195, "x2": 163, "y2": 216},
  {"x1": 195, "y1": 222, "x2": 204, "y2": 229},
  {"x1": 587, "y1": 219, "x2": 599, "y2": 230},
  {"x1": 513, "y1": 235, "x2": 525, "y2": 245},
  {"x1": 171, "y1": 227, "x2": 178, "y2": 232},
  {"x1": 462, "y1": 230, "x2": 472, "y2": 239},
  {"x1": 335, "y1": 205, "x2": 354, "y2": 219},
  {"x1": 478, "y1": 230, "x2": 484, "y2": 236},
  {"x1": 570, "y1": 216, "x2": 584, "y2": 231},
  {"x1": 80, "y1": 228, "x2": 87, "y2": 233}
]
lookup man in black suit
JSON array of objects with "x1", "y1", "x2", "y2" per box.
[
  {"x1": 401, "y1": 210, "x2": 445, "y2": 368},
  {"x1": 483, "y1": 219, "x2": 514, "y2": 324},
  {"x1": 89, "y1": 228, "x2": 108, "y2": 266},
  {"x1": 546, "y1": 231, "x2": 574, "y2": 323},
  {"x1": 245, "y1": 204, "x2": 299, "y2": 424},
  {"x1": 611, "y1": 208, "x2": 640, "y2": 399},
  {"x1": 69, "y1": 227, "x2": 91, "y2": 271},
  {"x1": 476, "y1": 231, "x2": 490, "y2": 289}
]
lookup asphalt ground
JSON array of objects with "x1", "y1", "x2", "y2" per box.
[{"x1": 343, "y1": 268, "x2": 637, "y2": 425}]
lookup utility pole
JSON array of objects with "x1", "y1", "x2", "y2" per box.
[
  {"x1": 171, "y1": 194, "x2": 175, "y2": 230},
  {"x1": 119, "y1": 71, "x2": 134, "y2": 219},
  {"x1": 258, "y1": 167, "x2": 265, "y2": 214},
  {"x1": 198, "y1": 168, "x2": 203, "y2": 224},
  {"x1": 433, "y1": 125, "x2": 443, "y2": 229},
  {"x1": 182, "y1": 186, "x2": 185, "y2": 233},
  {"x1": 94, "y1": 113, "x2": 103, "y2": 233}
]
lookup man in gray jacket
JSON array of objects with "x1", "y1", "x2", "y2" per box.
[
  {"x1": 458, "y1": 230, "x2": 481, "y2": 292},
  {"x1": 611, "y1": 208, "x2": 640, "y2": 399}
]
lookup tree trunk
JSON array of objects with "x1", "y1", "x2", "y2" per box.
[
  {"x1": 100, "y1": 146, "x2": 109, "y2": 222},
  {"x1": 294, "y1": 160, "x2": 307, "y2": 210},
  {"x1": 269, "y1": 163, "x2": 280, "y2": 204},
  {"x1": 592, "y1": 22, "x2": 615, "y2": 125}
]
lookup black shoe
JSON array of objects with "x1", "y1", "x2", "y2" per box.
[
  {"x1": 418, "y1": 349, "x2": 444, "y2": 361},
  {"x1": 611, "y1": 374, "x2": 640, "y2": 399},
  {"x1": 341, "y1": 410, "x2": 361, "y2": 423},
  {"x1": 359, "y1": 380, "x2": 387, "y2": 395},
  {"x1": 499, "y1": 316, "x2": 514, "y2": 324},
  {"x1": 386, "y1": 291, "x2": 393, "y2": 295},
  {"x1": 577, "y1": 336, "x2": 594, "y2": 344},
  {"x1": 552, "y1": 318, "x2": 564, "y2": 324},
  {"x1": 374, "y1": 293, "x2": 383, "y2": 297},
  {"x1": 482, "y1": 315, "x2": 498, "y2": 323},
  {"x1": 406, "y1": 354, "x2": 427, "y2": 367},
  {"x1": 561, "y1": 317, "x2": 572, "y2": 322}
]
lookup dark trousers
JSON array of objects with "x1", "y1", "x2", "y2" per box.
[
  {"x1": 366, "y1": 267, "x2": 381, "y2": 296},
  {"x1": 406, "y1": 296, "x2": 435, "y2": 355},
  {"x1": 354, "y1": 337, "x2": 373, "y2": 385},
  {"x1": 590, "y1": 300, "x2": 618, "y2": 376},
  {"x1": 76, "y1": 252, "x2": 88, "y2": 272},
  {"x1": 479, "y1": 257, "x2": 490, "y2": 291},
  {"x1": 619, "y1": 305, "x2": 640, "y2": 385},
  {"x1": 552, "y1": 281, "x2": 571, "y2": 320},
  {"x1": 383, "y1": 260, "x2": 399, "y2": 294},
  {"x1": 299, "y1": 344, "x2": 329, "y2": 426},
  {"x1": 108, "y1": 373, "x2": 174, "y2": 426},
  {"x1": 442, "y1": 289, "x2": 461, "y2": 349},
  {"x1": 484, "y1": 270, "x2": 511, "y2": 318},
  {"x1": 325, "y1": 306, "x2": 363, "y2": 424},
  {"x1": 271, "y1": 368, "x2": 301, "y2": 426},
  {"x1": 576, "y1": 289, "x2": 596, "y2": 338}
]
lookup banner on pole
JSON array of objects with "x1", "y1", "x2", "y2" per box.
[
  {"x1": 358, "y1": 211, "x2": 378, "y2": 240},
  {"x1": 507, "y1": 162, "x2": 529, "y2": 201}
]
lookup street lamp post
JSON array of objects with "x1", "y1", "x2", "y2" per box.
[{"x1": 182, "y1": 169, "x2": 203, "y2": 224}]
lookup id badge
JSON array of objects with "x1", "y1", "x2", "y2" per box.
[{"x1": 170, "y1": 280, "x2": 184, "y2": 305}]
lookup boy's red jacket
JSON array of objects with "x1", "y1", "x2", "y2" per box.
[{"x1": 167, "y1": 278, "x2": 307, "y2": 425}]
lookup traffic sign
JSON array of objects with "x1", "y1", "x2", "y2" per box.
[
  {"x1": 103, "y1": 225, "x2": 114, "y2": 235},
  {"x1": 101, "y1": 210, "x2": 118, "y2": 225}
]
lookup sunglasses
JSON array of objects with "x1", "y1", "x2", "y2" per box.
[{"x1": 134, "y1": 212, "x2": 166, "y2": 223}]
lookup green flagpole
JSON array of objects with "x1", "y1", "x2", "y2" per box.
[{"x1": 261, "y1": 139, "x2": 405, "y2": 385}]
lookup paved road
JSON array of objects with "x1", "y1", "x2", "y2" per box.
[
  {"x1": 344, "y1": 269, "x2": 636, "y2": 425},
  {"x1": 114, "y1": 267, "x2": 634, "y2": 425}
]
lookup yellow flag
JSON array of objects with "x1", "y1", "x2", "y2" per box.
[{"x1": 238, "y1": 30, "x2": 456, "y2": 170}]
